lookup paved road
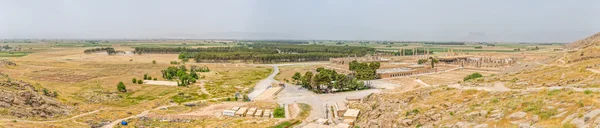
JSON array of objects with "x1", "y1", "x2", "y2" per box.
[
  {"x1": 248, "y1": 62, "x2": 328, "y2": 100},
  {"x1": 248, "y1": 65, "x2": 279, "y2": 100},
  {"x1": 277, "y1": 83, "x2": 381, "y2": 121}
]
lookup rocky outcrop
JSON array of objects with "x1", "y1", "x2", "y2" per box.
[
  {"x1": 0, "y1": 79, "x2": 70, "y2": 118},
  {"x1": 508, "y1": 111, "x2": 527, "y2": 120},
  {"x1": 0, "y1": 59, "x2": 16, "y2": 67}
]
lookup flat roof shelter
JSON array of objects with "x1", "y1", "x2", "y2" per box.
[
  {"x1": 246, "y1": 108, "x2": 257, "y2": 117},
  {"x1": 263, "y1": 110, "x2": 272, "y2": 117},
  {"x1": 335, "y1": 101, "x2": 348, "y2": 117},
  {"x1": 255, "y1": 109, "x2": 263, "y2": 117},
  {"x1": 253, "y1": 87, "x2": 284, "y2": 101},
  {"x1": 222, "y1": 110, "x2": 236, "y2": 117},
  {"x1": 235, "y1": 107, "x2": 248, "y2": 117},
  {"x1": 343, "y1": 109, "x2": 360, "y2": 120}
]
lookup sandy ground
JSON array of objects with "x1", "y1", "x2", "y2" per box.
[
  {"x1": 143, "y1": 80, "x2": 177, "y2": 86},
  {"x1": 368, "y1": 79, "x2": 407, "y2": 89}
]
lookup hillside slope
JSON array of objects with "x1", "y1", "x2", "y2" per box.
[
  {"x1": 566, "y1": 32, "x2": 600, "y2": 49},
  {"x1": 352, "y1": 32, "x2": 600, "y2": 128},
  {"x1": 0, "y1": 75, "x2": 71, "y2": 118},
  {"x1": 563, "y1": 32, "x2": 600, "y2": 63}
]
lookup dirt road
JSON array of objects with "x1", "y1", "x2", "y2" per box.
[{"x1": 0, "y1": 109, "x2": 103, "y2": 124}]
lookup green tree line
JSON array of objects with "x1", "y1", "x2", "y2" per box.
[
  {"x1": 292, "y1": 67, "x2": 368, "y2": 93},
  {"x1": 349, "y1": 61, "x2": 380, "y2": 80},
  {"x1": 84, "y1": 47, "x2": 118, "y2": 54},
  {"x1": 160, "y1": 65, "x2": 200, "y2": 86},
  {"x1": 135, "y1": 44, "x2": 374, "y2": 63}
]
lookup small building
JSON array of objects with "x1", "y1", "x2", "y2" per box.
[
  {"x1": 235, "y1": 107, "x2": 248, "y2": 117},
  {"x1": 335, "y1": 101, "x2": 348, "y2": 117},
  {"x1": 231, "y1": 107, "x2": 240, "y2": 111},
  {"x1": 222, "y1": 110, "x2": 236, "y2": 116},
  {"x1": 254, "y1": 109, "x2": 263, "y2": 117},
  {"x1": 343, "y1": 109, "x2": 360, "y2": 120},
  {"x1": 246, "y1": 108, "x2": 257, "y2": 117},
  {"x1": 263, "y1": 110, "x2": 272, "y2": 117}
]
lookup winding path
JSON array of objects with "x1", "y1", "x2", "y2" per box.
[
  {"x1": 0, "y1": 108, "x2": 103, "y2": 124},
  {"x1": 587, "y1": 68, "x2": 600, "y2": 74},
  {"x1": 197, "y1": 80, "x2": 211, "y2": 95}
]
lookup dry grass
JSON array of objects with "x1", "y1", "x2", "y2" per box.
[
  {"x1": 0, "y1": 47, "x2": 274, "y2": 125},
  {"x1": 352, "y1": 86, "x2": 600, "y2": 127},
  {"x1": 120, "y1": 116, "x2": 279, "y2": 128},
  {"x1": 275, "y1": 65, "x2": 319, "y2": 82}
]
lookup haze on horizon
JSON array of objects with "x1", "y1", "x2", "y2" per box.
[{"x1": 1, "y1": 0, "x2": 599, "y2": 42}]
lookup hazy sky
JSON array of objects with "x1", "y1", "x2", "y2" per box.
[{"x1": 1, "y1": 0, "x2": 599, "y2": 42}]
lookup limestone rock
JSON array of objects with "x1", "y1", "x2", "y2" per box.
[
  {"x1": 531, "y1": 115, "x2": 539, "y2": 124},
  {"x1": 584, "y1": 109, "x2": 600, "y2": 122},
  {"x1": 509, "y1": 111, "x2": 527, "y2": 120}
]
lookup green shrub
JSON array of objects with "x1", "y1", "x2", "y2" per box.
[
  {"x1": 132, "y1": 78, "x2": 137, "y2": 83},
  {"x1": 153, "y1": 78, "x2": 157, "y2": 80},
  {"x1": 117, "y1": 81, "x2": 127, "y2": 92},
  {"x1": 42, "y1": 88, "x2": 50, "y2": 96},
  {"x1": 584, "y1": 90, "x2": 593, "y2": 95},
  {"x1": 273, "y1": 106, "x2": 285, "y2": 118},
  {"x1": 137, "y1": 80, "x2": 143, "y2": 84},
  {"x1": 464, "y1": 73, "x2": 483, "y2": 81},
  {"x1": 547, "y1": 89, "x2": 561, "y2": 96},
  {"x1": 243, "y1": 94, "x2": 250, "y2": 101},
  {"x1": 152, "y1": 60, "x2": 156, "y2": 64},
  {"x1": 491, "y1": 98, "x2": 499, "y2": 103}
]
